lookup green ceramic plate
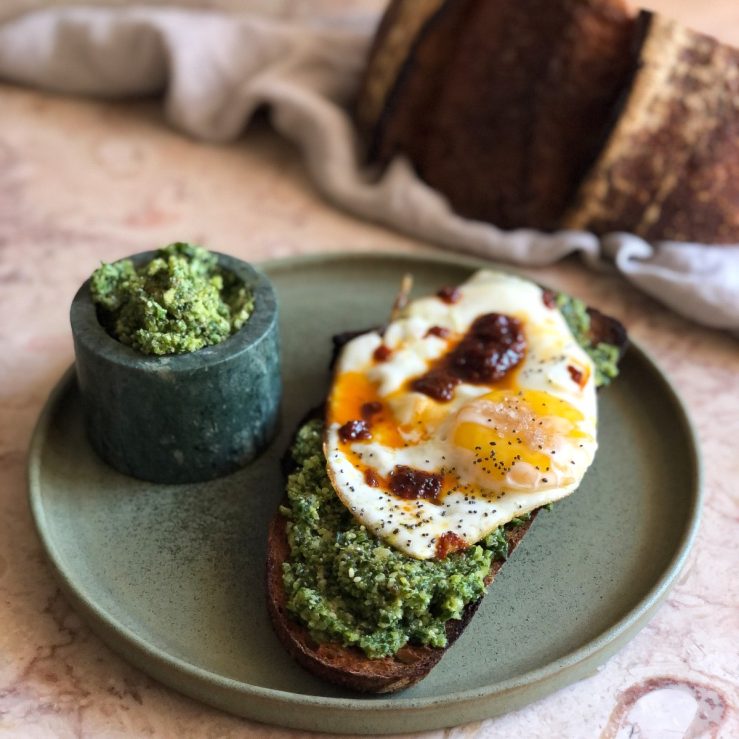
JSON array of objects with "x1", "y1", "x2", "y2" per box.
[{"x1": 28, "y1": 252, "x2": 701, "y2": 735}]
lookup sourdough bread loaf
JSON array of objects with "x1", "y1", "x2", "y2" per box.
[{"x1": 356, "y1": 0, "x2": 739, "y2": 243}]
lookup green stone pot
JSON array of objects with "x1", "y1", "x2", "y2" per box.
[{"x1": 70, "y1": 251, "x2": 280, "y2": 484}]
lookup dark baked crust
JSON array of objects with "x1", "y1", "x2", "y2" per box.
[
  {"x1": 587, "y1": 307, "x2": 628, "y2": 357},
  {"x1": 355, "y1": 0, "x2": 447, "y2": 156},
  {"x1": 357, "y1": 1, "x2": 739, "y2": 243},
  {"x1": 357, "y1": 0, "x2": 637, "y2": 230},
  {"x1": 266, "y1": 505, "x2": 537, "y2": 693},
  {"x1": 563, "y1": 11, "x2": 739, "y2": 243}
]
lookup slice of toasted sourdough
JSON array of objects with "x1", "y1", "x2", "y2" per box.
[
  {"x1": 266, "y1": 306, "x2": 627, "y2": 694},
  {"x1": 267, "y1": 504, "x2": 537, "y2": 694}
]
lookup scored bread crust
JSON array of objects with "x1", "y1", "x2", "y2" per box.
[
  {"x1": 357, "y1": 0, "x2": 739, "y2": 242},
  {"x1": 357, "y1": 0, "x2": 638, "y2": 231},
  {"x1": 266, "y1": 506, "x2": 537, "y2": 694},
  {"x1": 562, "y1": 11, "x2": 739, "y2": 243}
]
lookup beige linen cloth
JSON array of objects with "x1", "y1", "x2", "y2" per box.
[{"x1": 0, "y1": 5, "x2": 738, "y2": 330}]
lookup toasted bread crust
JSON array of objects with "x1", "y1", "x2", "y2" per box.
[
  {"x1": 587, "y1": 306, "x2": 628, "y2": 355},
  {"x1": 266, "y1": 506, "x2": 537, "y2": 693}
]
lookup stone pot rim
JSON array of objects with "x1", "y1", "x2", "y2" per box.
[{"x1": 70, "y1": 250, "x2": 278, "y2": 374}]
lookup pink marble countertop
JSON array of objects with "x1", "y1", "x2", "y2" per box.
[{"x1": 1, "y1": 2, "x2": 738, "y2": 736}]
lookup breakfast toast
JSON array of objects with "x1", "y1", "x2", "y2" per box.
[{"x1": 266, "y1": 278, "x2": 627, "y2": 693}]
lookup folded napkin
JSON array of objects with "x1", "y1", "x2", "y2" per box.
[{"x1": 1, "y1": 6, "x2": 737, "y2": 330}]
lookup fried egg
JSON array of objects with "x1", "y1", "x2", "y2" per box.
[{"x1": 325, "y1": 270, "x2": 597, "y2": 560}]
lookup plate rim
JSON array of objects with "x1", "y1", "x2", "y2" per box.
[{"x1": 27, "y1": 250, "x2": 703, "y2": 728}]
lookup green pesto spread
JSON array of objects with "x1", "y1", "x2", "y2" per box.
[
  {"x1": 555, "y1": 292, "x2": 621, "y2": 386},
  {"x1": 90, "y1": 242, "x2": 254, "y2": 356},
  {"x1": 281, "y1": 419, "x2": 525, "y2": 659},
  {"x1": 280, "y1": 292, "x2": 624, "y2": 659}
]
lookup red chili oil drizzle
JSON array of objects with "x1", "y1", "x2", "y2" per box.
[
  {"x1": 373, "y1": 344, "x2": 392, "y2": 362},
  {"x1": 361, "y1": 401, "x2": 383, "y2": 419},
  {"x1": 542, "y1": 289, "x2": 557, "y2": 309},
  {"x1": 425, "y1": 325, "x2": 451, "y2": 339},
  {"x1": 388, "y1": 465, "x2": 442, "y2": 501},
  {"x1": 411, "y1": 370, "x2": 460, "y2": 402},
  {"x1": 338, "y1": 420, "x2": 371, "y2": 442},
  {"x1": 411, "y1": 313, "x2": 526, "y2": 401},
  {"x1": 567, "y1": 364, "x2": 584, "y2": 386},
  {"x1": 435, "y1": 531, "x2": 468, "y2": 559},
  {"x1": 364, "y1": 469, "x2": 381, "y2": 487},
  {"x1": 437, "y1": 286, "x2": 462, "y2": 304}
]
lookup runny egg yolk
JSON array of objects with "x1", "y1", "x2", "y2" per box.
[
  {"x1": 327, "y1": 370, "x2": 459, "y2": 498},
  {"x1": 328, "y1": 371, "x2": 405, "y2": 448},
  {"x1": 328, "y1": 368, "x2": 593, "y2": 498},
  {"x1": 323, "y1": 271, "x2": 601, "y2": 560},
  {"x1": 453, "y1": 389, "x2": 591, "y2": 489}
]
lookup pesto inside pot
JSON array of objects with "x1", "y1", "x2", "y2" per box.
[{"x1": 90, "y1": 243, "x2": 254, "y2": 356}]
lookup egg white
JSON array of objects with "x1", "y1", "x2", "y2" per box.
[{"x1": 325, "y1": 270, "x2": 598, "y2": 560}]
